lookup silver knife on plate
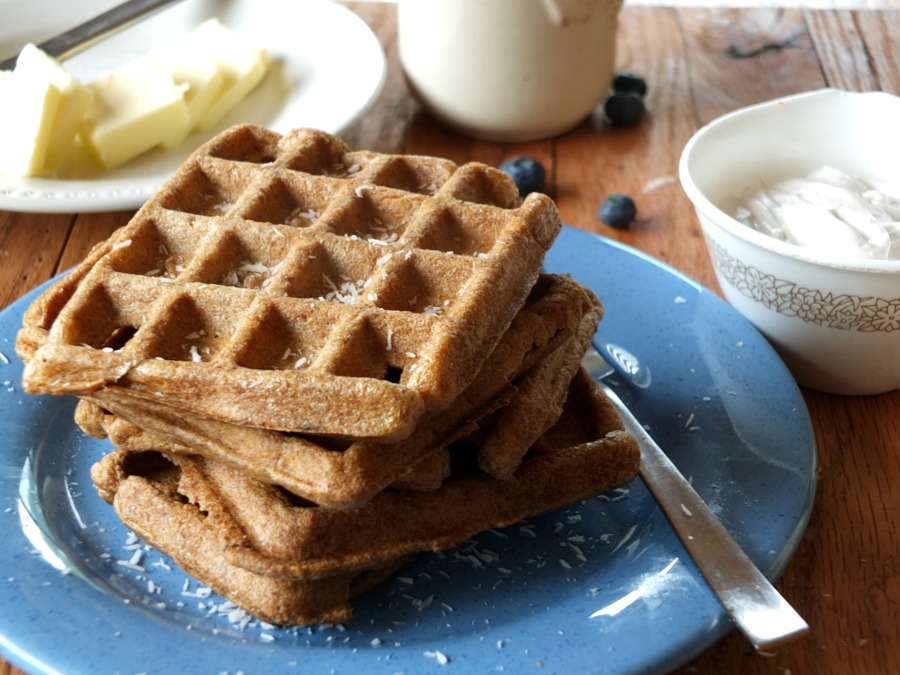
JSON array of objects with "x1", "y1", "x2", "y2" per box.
[{"x1": 0, "y1": 0, "x2": 184, "y2": 70}]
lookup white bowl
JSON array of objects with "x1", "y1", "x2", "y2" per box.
[{"x1": 679, "y1": 88, "x2": 900, "y2": 395}]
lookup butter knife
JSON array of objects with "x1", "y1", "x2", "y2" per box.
[
  {"x1": 0, "y1": 0, "x2": 184, "y2": 70},
  {"x1": 584, "y1": 348, "x2": 810, "y2": 651}
]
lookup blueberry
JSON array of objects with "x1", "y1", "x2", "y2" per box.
[
  {"x1": 598, "y1": 194, "x2": 637, "y2": 229},
  {"x1": 604, "y1": 91, "x2": 645, "y2": 126},
  {"x1": 613, "y1": 72, "x2": 648, "y2": 98},
  {"x1": 499, "y1": 156, "x2": 546, "y2": 196}
]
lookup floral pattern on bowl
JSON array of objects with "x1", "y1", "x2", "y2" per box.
[{"x1": 706, "y1": 237, "x2": 900, "y2": 333}]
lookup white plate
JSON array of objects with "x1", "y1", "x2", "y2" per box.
[{"x1": 0, "y1": 0, "x2": 387, "y2": 213}]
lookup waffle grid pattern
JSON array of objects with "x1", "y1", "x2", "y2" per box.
[
  {"x1": 76, "y1": 274, "x2": 597, "y2": 509},
  {"x1": 21, "y1": 126, "x2": 561, "y2": 439}
]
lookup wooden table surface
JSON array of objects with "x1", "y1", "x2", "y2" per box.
[{"x1": 1, "y1": 3, "x2": 898, "y2": 674}]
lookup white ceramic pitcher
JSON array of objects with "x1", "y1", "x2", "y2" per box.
[{"x1": 397, "y1": 0, "x2": 624, "y2": 141}]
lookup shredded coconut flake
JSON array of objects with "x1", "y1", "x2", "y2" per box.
[
  {"x1": 365, "y1": 233, "x2": 398, "y2": 246},
  {"x1": 181, "y1": 584, "x2": 213, "y2": 599},
  {"x1": 642, "y1": 175, "x2": 678, "y2": 193},
  {"x1": 289, "y1": 207, "x2": 320, "y2": 223},
  {"x1": 117, "y1": 548, "x2": 145, "y2": 572},
  {"x1": 238, "y1": 262, "x2": 271, "y2": 274},
  {"x1": 321, "y1": 274, "x2": 365, "y2": 304},
  {"x1": 568, "y1": 542, "x2": 587, "y2": 562},
  {"x1": 424, "y1": 650, "x2": 450, "y2": 665}
]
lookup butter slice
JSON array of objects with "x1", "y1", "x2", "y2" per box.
[
  {"x1": 0, "y1": 69, "x2": 61, "y2": 177},
  {"x1": 186, "y1": 19, "x2": 269, "y2": 132},
  {"x1": 148, "y1": 42, "x2": 225, "y2": 148},
  {"x1": 81, "y1": 57, "x2": 191, "y2": 169},
  {"x1": 15, "y1": 44, "x2": 94, "y2": 174}
]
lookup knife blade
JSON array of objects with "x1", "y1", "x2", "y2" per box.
[
  {"x1": 584, "y1": 347, "x2": 809, "y2": 651},
  {"x1": 0, "y1": 0, "x2": 185, "y2": 70}
]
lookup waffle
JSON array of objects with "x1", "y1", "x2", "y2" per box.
[
  {"x1": 91, "y1": 368, "x2": 640, "y2": 602},
  {"x1": 76, "y1": 396, "x2": 459, "y2": 493},
  {"x1": 476, "y1": 283, "x2": 601, "y2": 479},
  {"x1": 93, "y1": 436, "x2": 413, "y2": 625},
  {"x1": 391, "y1": 291, "x2": 602, "y2": 487},
  {"x1": 76, "y1": 283, "x2": 592, "y2": 502},
  {"x1": 17, "y1": 125, "x2": 561, "y2": 441},
  {"x1": 77, "y1": 274, "x2": 600, "y2": 508}
]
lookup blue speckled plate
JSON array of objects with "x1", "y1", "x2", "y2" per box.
[{"x1": 0, "y1": 226, "x2": 816, "y2": 675}]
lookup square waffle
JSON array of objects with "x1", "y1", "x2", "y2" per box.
[
  {"x1": 76, "y1": 274, "x2": 601, "y2": 508},
  {"x1": 90, "y1": 368, "x2": 640, "y2": 624},
  {"x1": 17, "y1": 125, "x2": 641, "y2": 628},
  {"x1": 17, "y1": 125, "x2": 561, "y2": 441}
]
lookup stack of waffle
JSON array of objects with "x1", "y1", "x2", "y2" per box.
[{"x1": 17, "y1": 126, "x2": 640, "y2": 625}]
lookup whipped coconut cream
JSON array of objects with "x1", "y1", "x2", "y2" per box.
[{"x1": 734, "y1": 166, "x2": 900, "y2": 260}]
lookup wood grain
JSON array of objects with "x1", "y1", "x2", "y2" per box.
[
  {"x1": 1, "y1": 5, "x2": 898, "y2": 675},
  {"x1": 0, "y1": 211, "x2": 74, "y2": 310}
]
